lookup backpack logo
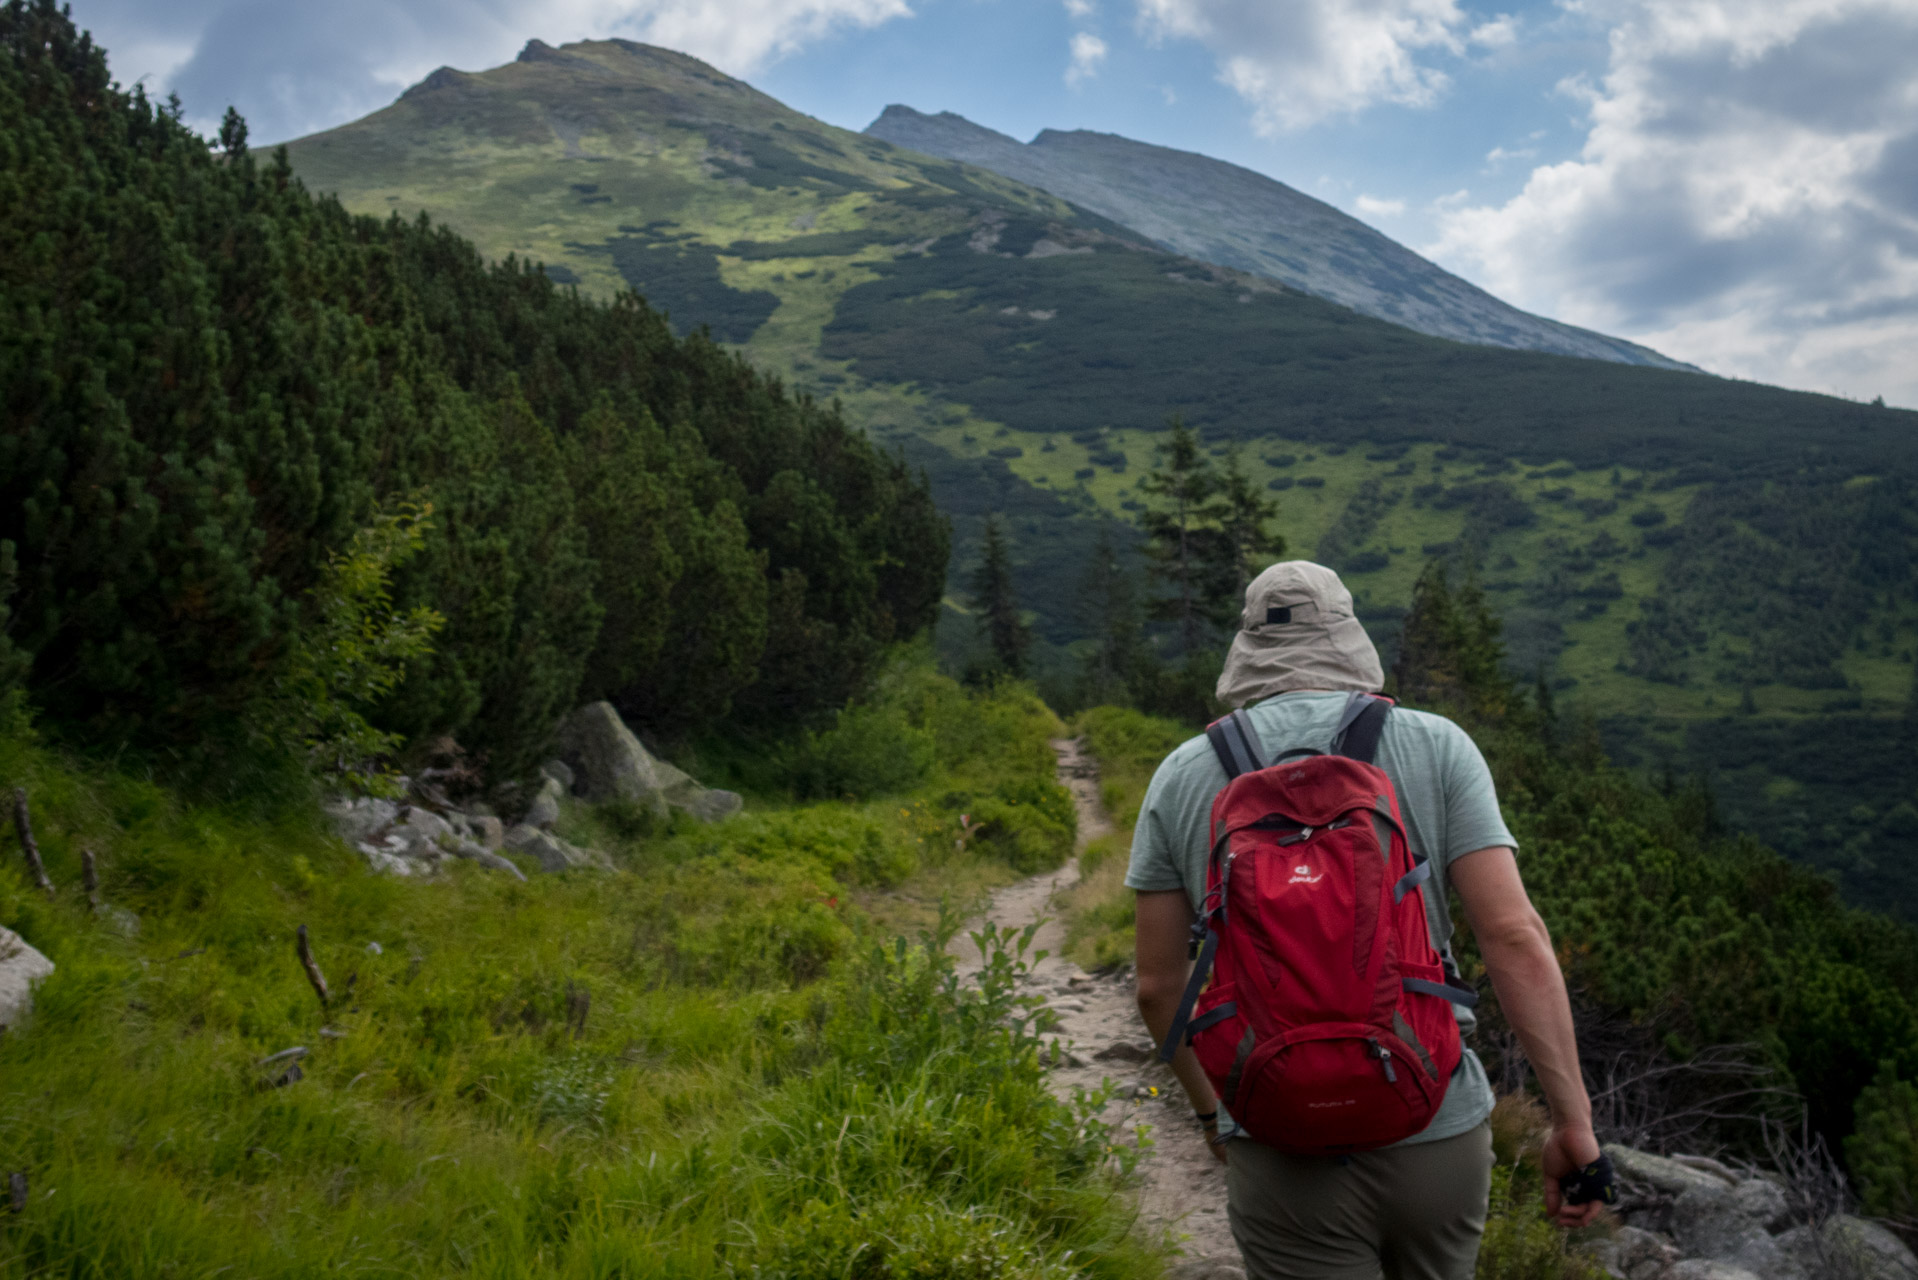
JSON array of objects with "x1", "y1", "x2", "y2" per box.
[{"x1": 1289, "y1": 863, "x2": 1324, "y2": 885}]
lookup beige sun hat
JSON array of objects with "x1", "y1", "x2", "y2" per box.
[{"x1": 1214, "y1": 561, "x2": 1384, "y2": 708}]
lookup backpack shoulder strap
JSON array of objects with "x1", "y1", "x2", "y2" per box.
[
  {"x1": 1330, "y1": 692, "x2": 1391, "y2": 764},
  {"x1": 1204, "y1": 709, "x2": 1265, "y2": 781}
]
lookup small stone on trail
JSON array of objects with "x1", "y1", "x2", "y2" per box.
[
  {"x1": 1049, "y1": 999, "x2": 1088, "y2": 1013},
  {"x1": 1094, "y1": 1041, "x2": 1155, "y2": 1063}
]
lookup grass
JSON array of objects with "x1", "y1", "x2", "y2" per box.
[{"x1": 0, "y1": 666, "x2": 1154, "y2": 1278}]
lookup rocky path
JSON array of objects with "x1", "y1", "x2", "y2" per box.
[{"x1": 956, "y1": 738, "x2": 1243, "y2": 1278}]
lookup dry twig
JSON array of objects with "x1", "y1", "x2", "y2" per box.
[
  {"x1": 81, "y1": 847, "x2": 100, "y2": 910},
  {"x1": 296, "y1": 924, "x2": 330, "y2": 1008}
]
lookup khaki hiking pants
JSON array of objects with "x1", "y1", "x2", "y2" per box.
[{"x1": 1224, "y1": 1121, "x2": 1494, "y2": 1280}]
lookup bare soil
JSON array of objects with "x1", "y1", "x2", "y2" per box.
[{"x1": 953, "y1": 738, "x2": 1244, "y2": 1278}]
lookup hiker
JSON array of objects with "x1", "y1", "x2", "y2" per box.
[{"x1": 1128, "y1": 561, "x2": 1608, "y2": 1280}]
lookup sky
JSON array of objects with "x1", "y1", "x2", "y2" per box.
[{"x1": 70, "y1": 0, "x2": 1918, "y2": 409}]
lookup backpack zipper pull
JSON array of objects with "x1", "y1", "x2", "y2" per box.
[{"x1": 1370, "y1": 1039, "x2": 1397, "y2": 1083}]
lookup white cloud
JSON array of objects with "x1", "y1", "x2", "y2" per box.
[
  {"x1": 1482, "y1": 143, "x2": 1536, "y2": 171},
  {"x1": 1063, "y1": 0, "x2": 1097, "y2": 16},
  {"x1": 68, "y1": 0, "x2": 913, "y2": 142},
  {"x1": 1066, "y1": 30, "x2": 1109, "y2": 86},
  {"x1": 1133, "y1": 0, "x2": 1469, "y2": 131},
  {"x1": 1467, "y1": 14, "x2": 1516, "y2": 47},
  {"x1": 1355, "y1": 194, "x2": 1407, "y2": 218},
  {"x1": 1427, "y1": 0, "x2": 1918, "y2": 406}
]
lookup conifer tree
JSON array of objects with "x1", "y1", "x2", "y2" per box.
[
  {"x1": 970, "y1": 516, "x2": 1029, "y2": 678},
  {"x1": 1392, "y1": 560, "x2": 1511, "y2": 722},
  {"x1": 1138, "y1": 417, "x2": 1221, "y2": 656},
  {"x1": 1210, "y1": 444, "x2": 1284, "y2": 609}
]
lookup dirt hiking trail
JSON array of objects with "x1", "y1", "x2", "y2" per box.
[{"x1": 953, "y1": 738, "x2": 1244, "y2": 1279}]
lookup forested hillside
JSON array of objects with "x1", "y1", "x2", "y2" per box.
[{"x1": 0, "y1": 8, "x2": 945, "y2": 782}]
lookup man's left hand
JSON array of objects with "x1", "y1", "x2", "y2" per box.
[{"x1": 1540, "y1": 1124, "x2": 1608, "y2": 1229}]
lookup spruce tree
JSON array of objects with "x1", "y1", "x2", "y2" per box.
[
  {"x1": 1392, "y1": 561, "x2": 1511, "y2": 722},
  {"x1": 970, "y1": 516, "x2": 1029, "y2": 678},
  {"x1": 1210, "y1": 444, "x2": 1284, "y2": 611},
  {"x1": 1138, "y1": 417, "x2": 1221, "y2": 655}
]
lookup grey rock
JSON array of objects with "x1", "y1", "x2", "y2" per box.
[
  {"x1": 523, "y1": 775, "x2": 565, "y2": 830},
  {"x1": 1587, "y1": 1225, "x2": 1679, "y2": 1280},
  {"x1": 450, "y1": 839, "x2": 529, "y2": 881},
  {"x1": 467, "y1": 814, "x2": 505, "y2": 849},
  {"x1": 365, "y1": 941, "x2": 384, "y2": 955},
  {"x1": 553, "y1": 701, "x2": 741, "y2": 822},
  {"x1": 1672, "y1": 1185, "x2": 1804, "y2": 1280},
  {"x1": 356, "y1": 841, "x2": 427, "y2": 876},
  {"x1": 385, "y1": 806, "x2": 456, "y2": 863},
  {"x1": 320, "y1": 795, "x2": 400, "y2": 846},
  {"x1": 1823, "y1": 1216, "x2": 1918, "y2": 1279},
  {"x1": 0, "y1": 925, "x2": 55, "y2": 1031},
  {"x1": 503, "y1": 825, "x2": 612, "y2": 873},
  {"x1": 539, "y1": 759, "x2": 576, "y2": 791},
  {"x1": 1667, "y1": 1262, "x2": 1762, "y2": 1280},
  {"x1": 1093, "y1": 1041, "x2": 1155, "y2": 1063},
  {"x1": 1611, "y1": 1145, "x2": 1739, "y2": 1197},
  {"x1": 1776, "y1": 1225, "x2": 1823, "y2": 1275},
  {"x1": 1049, "y1": 999, "x2": 1088, "y2": 1013},
  {"x1": 1669, "y1": 1154, "x2": 1743, "y2": 1187},
  {"x1": 681, "y1": 787, "x2": 743, "y2": 823},
  {"x1": 1730, "y1": 1177, "x2": 1791, "y2": 1233}
]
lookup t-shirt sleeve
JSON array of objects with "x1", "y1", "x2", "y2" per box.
[
  {"x1": 1437, "y1": 723, "x2": 1517, "y2": 866},
  {"x1": 1124, "y1": 759, "x2": 1190, "y2": 894}
]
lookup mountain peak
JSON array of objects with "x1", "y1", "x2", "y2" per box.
[{"x1": 867, "y1": 108, "x2": 1692, "y2": 371}]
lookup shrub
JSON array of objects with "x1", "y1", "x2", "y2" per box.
[
  {"x1": 1849, "y1": 1063, "x2": 1918, "y2": 1220},
  {"x1": 786, "y1": 698, "x2": 937, "y2": 800}
]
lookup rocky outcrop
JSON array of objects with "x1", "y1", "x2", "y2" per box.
[
  {"x1": 1590, "y1": 1143, "x2": 1918, "y2": 1280},
  {"x1": 551, "y1": 702, "x2": 742, "y2": 821},
  {"x1": 0, "y1": 925, "x2": 54, "y2": 1031},
  {"x1": 503, "y1": 825, "x2": 613, "y2": 873},
  {"x1": 321, "y1": 796, "x2": 526, "y2": 880}
]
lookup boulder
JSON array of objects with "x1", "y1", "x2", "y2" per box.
[
  {"x1": 1667, "y1": 1262, "x2": 1762, "y2": 1280},
  {"x1": 1671, "y1": 1185, "x2": 1805, "y2": 1280},
  {"x1": 1730, "y1": 1177, "x2": 1791, "y2": 1233},
  {"x1": 539, "y1": 759, "x2": 575, "y2": 790},
  {"x1": 467, "y1": 814, "x2": 505, "y2": 849},
  {"x1": 0, "y1": 926, "x2": 54, "y2": 1031},
  {"x1": 1586, "y1": 1225, "x2": 1680, "y2": 1280},
  {"x1": 1610, "y1": 1145, "x2": 1739, "y2": 1197},
  {"x1": 522, "y1": 775, "x2": 565, "y2": 830},
  {"x1": 320, "y1": 795, "x2": 400, "y2": 846},
  {"x1": 552, "y1": 702, "x2": 741, "y2": 822},
  {"x1": 503, "y1": 825, "x2": 613, "y2": 873},
  {"x1": 1670, "y1": 1154, "x2": 1743, "y2": 1187},
  {"x1": 1823, "y1": 1215, "x2": 1918, "y2": 1280},
  {"x1": 449, "y1": 840, "x2": 528, "y2": 881}
]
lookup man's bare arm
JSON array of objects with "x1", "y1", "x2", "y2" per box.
[
  {"x1": 1450, "y1": 845, "x2": 1603, "y2": 1227},
  {"x1": 1135, "y1": 889, "x2": 1226, "y2": 1163}
]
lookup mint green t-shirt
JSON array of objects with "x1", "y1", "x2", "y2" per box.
[{"x1": 1124, "y1": 691, "x2": 1510, "y2": 1146}]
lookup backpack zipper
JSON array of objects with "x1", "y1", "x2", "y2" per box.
[{"x1": 1369, "y1": 1039, "x2": 1397, "y2": 1083}]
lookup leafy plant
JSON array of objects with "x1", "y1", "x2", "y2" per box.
[{"x1": 254, "y1": 501, "x2": 443, "y2": 795}]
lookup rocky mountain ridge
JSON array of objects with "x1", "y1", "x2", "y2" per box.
[{"x1": 863, "y1": 105, "x2": 1694, "y2": 371}]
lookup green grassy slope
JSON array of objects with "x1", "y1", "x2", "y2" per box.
[
  {"x1": 0, "y1": 668, "x2": 1162, "y2": 1276},
  {"x1": 282, "y1": 38, "x2": 1918, "y2": 912}
]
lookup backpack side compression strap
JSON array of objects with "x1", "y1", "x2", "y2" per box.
[{"x1": 1205, "y1": 709, "x2": 1265, "y2": 780}]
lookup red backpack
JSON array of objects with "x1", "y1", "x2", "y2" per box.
[{"x1": 1158, "y1": 693, "x2": 1479, "y2": 1154}]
